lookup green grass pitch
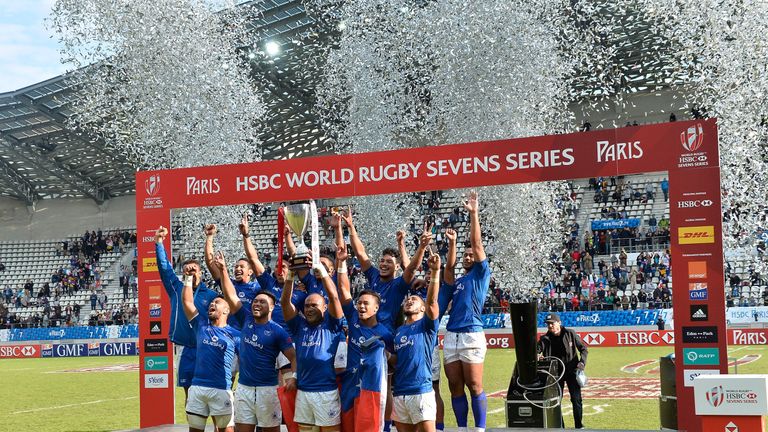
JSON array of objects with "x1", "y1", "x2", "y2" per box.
[{"x1": 1, "y1": 345, "x2": 765, "y2": 431}]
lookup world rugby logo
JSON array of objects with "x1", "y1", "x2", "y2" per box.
[
  {"x1": 706, "y1": 385, "x2": 724, "y2": 407},
  {"x1": 680, "y1": 123, "x2": 704, "y2": 152},
  {"x1": 145, "y1": 174, "x2": 161, "y2": 196}
]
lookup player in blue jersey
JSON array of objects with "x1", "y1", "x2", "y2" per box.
[
  {"x1": 392, "y1": 250, "x2": 443, "y2": 432},
  {"x1": 204, "y1": 221, "x2": 261, "y2": 325},
  {"x1": 154, "y1": 226, "x2": 219, "y2": 400},
  {"x1": 214, "y1": 252, "x2": 298, "y2": 432},
  {"x1": 334, "y1": 243, "x2": 394, "y2": 432},
  {"x1": 181, "y1": 264, "x2": 240, "y2": 432},
  {"x1": 282, "y1": 256, "x2": 344, "y2": 431},
  {"x1": 442, "y1": 191, "x2": 491, "y2": 432}
]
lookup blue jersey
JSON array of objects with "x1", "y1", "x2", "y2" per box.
[
  {"x1": 446, "y1": 259, "x2": 490, "y2": 333},
  {"x1": 364, "y1": 267, "x2": 411, "y2": 332},
  {"x1": 155, "y1": 243, "x2": 218, "y2": 347},
  {"x1": 236, "y1": 311, "x2": 293, "y2": 387},
  {"x1": 300, "y1": 272, "x2": 335, "y2": 302},
  {"x1": 287, "y1": 313, "x2": 343, "y2": 392},
  {"x1": 224, "y1": 278, "x2": 260, "y2": 330},
  {"x1": 190, "y1": 314, "x2": 240, "y2": 390},
  {"x1": 257, "y1": 272, "x2": 309, "y2": 331},
  {"x1": 393, "y1": 316, "x2": 439, "y2": 396}
]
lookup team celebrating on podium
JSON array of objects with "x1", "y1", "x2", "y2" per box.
[{"x1": 154, "y1": 190, "x2": 491, "y2": 432}]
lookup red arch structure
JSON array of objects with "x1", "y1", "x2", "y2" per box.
[{"x1": 136, "y1": 119, "x2": 724, "y2": 431}]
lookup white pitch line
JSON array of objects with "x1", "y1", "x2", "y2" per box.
[
  {"x1": 12, "y1": 396, "x2": 137, "y2": 414},
  {"x1": 488, "y1": 407, "x2": 505, "y2": 415}
]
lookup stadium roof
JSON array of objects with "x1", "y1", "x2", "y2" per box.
[{"x1": 0, "y1": 0, "x2": 680, "y2": 206}]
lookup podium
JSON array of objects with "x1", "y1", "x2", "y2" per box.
[{"x1": 693, "y1": 375, "x2": 768, "y2": 431}]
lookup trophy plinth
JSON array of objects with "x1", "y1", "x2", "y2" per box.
[{"x1": 285, "y1": 203, "x2": 311, "y2": 270}]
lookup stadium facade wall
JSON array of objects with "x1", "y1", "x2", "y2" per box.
[{"x1": 0, "y1": 195, "x2": 136, "y2": 241}]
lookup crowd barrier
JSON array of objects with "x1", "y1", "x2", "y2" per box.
[{"x1": 0, "y1": 341, "x2": 137, "y2": 358}]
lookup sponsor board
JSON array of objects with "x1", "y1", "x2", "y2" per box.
[
  {"x1": 690, "y1": 305, "x2": 709, "y2": 321},
  {"x1": 687, "y1": 261, "x2": 707, "y2": 279},
  {"x1": 678, "y1": 123, "x2": 711, "y2": 168},
  {"x1": 0, "y1": 344, "x2": 40, "y2": 358},
  {"x1": 144, "y1": 373, "x2": 169, "y2": 389},
  {"x1": 689, "y1": 282, "x2": 708, "y2": 300},
  {"x1": 683, "y1": 348, "x2": 720, "y2": 366},
  {"x1": 678, "y1": 226, "x2": 715, "y2": 245},
  {"x1": 726, "y1": 306, "x2": 768, "y2": 324},
  {"x1": 144, "y1": 356, "x2": 169, "y2": 371},
  {"x1": 148, "y1": 285, "x2": 162, "y2": 300},
  {"x1": 682, "y1": 326, "x2": 718, "y2": 343},
  {"x1": 149, "y1": 321, "x2": 162, "y2": 335},
  {"x1": 683, "y1": 369, "x2": 720, "y2": 388},
  {"x1": 149, "y1": 303, "x2": 162, "y2": 318},
  {"x1": 694, "y1": 375, "x2": 768, "y2": 416},
  {"x1": 36, "y1": 342, "x2": 138, "y2": 358},
  {"x1": 143, "y1": 338, "x2": 168, "y2": 353},
  {"x1": 142, "y1": 258, "x2": 158, "y2": 272},
  {"x1": 142, "y1": 174, "x2": 163, "y2": 209}
]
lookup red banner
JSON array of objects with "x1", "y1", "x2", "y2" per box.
[
  {"x1": 0, "y1": 344, "x2": 41, "y2": 358},
  {"x1": 136, "y1": 119, "x2": 724, "y2": 431},
  {"x1": 437, "y1": 329, "x2": 768, "y2": 349}
]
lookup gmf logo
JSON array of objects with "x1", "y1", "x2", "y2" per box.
[
  {"x1": 145, "y1": 175, "x2": 160, "y2": 197},
  {"x1": 706, "y1": 385, "x2": 724, "y2": 408},
  {"x1": 678, "y1": 226, "x2": 715, "y2": 244},
  {"x1": 681, "y1": 123, "x2": 704, "y2": 152}
]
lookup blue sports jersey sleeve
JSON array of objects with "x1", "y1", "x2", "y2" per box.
[
  {"x1": 276, "y1": 325, "x2": 293, "y2": 351},
  {"x1": 342, "y1": 300, "x2": 356, "y2": 322},
  {"x1": 155, "y1": 243, "x2": 180, "y2": 297}
]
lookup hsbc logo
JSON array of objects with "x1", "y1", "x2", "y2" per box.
[
  {"x1": 677, "y1": 200, "x2": 713, "y2": 208},
  {"x1": 681, "y1": 123, "x2": 705, "y2": 152},
  {"x1": 662, "y1": 332, "x2": 675, "y2": 344},
  {"x1": 582, "y1": 333, "x2": 605, "y2": 345},
  {"x1": 0, "y1": 345, "x2": 40, "y2": 358},
  {"x1": 145, "y1": 175, "x2": 161, "y2": 197},
  {"x1": 22, "y1": 346, "x2": 35, "y2": 356}
]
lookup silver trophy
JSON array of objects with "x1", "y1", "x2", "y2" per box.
[{"x1": 284, "y1": 203, "x2": 311, "y2": 269}]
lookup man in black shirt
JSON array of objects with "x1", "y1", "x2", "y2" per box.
[{"x1": 537, "y1": 313, "x2": 588, "y2": 429}]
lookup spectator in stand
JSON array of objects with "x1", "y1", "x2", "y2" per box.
[
  {"x1": 669, "y1": 113, "x2": 677, "y2": 122},
  {"x1": 660, "y1": 179, "x2": 669, "y2": 201}
]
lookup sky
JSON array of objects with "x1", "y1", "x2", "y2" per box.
[{"x1": 0, "y1": 0, "x2": 68, "y2": 93}]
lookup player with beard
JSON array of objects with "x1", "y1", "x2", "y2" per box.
[
  {"x1": 181, "y1": 268, "x2": 241, "y2": 432},
  {"x1": 154, "y1": 226, "x2": 218, "y2": 400},
  {"x1": 214, "y1": 252, "x2": 298, "y2": 432},
  {"x1": 282, "y1": 256, "x2": 344, "y2": 431},
  {"x1": 442, "y1": 191, "x2": 491, "y2": 432},
  {"x1": 392, "y1": 250, "x2": 443, "y2": 432},
  {"x1": 334, "y1": 243, "x2": 394, "y2": 432}
]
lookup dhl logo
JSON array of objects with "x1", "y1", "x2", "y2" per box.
[
  {"x1": 678, "y1": 226, "x2": 715, "y2": 244},
  {"x1": 142, "y1": 258, "x2": 158, "y2": 272}
]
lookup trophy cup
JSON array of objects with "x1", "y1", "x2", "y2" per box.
[{"x1": 284, "y1": 203, "x2": 312, "y2": 269}]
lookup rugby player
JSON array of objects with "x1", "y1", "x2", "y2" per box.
[
  {"x1": 443, "y1": 190, "x2": 491, "y2": 432},
  {"x1": 215, "y1": 252, "x2": 297, "y2": 432},
  {"x1": 154, "y1": 226, "x2": 218, "y2": 400},
  {"x1": 181, "y1": 265, "x2": 240, "y2": 432}
]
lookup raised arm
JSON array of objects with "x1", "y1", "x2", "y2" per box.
[
  {"x1": 335, "y1": 244, "x2": 352, "y2": 305},
  {"x1": 154, "y1": 226, "x2": 180, "y2": 293},
  {"x1": 215, "y1": 252, "x2": 242, "y2": 314},
  {"x1": 443, "y1": 228, "x2": 457, "y2": 285},
  {"x1": 181, "y1": 273, "x2": 197, "y2": 321},
  {"x1": 284, "y1": 224, "x2": 297, "y2": 257},
  {"x1": 281, "y1": 272, "x2": 298, "y2": 322},
  {"x1": 464, "y1": 190, "x2": 486, "y2": 262},
  {"x1": 240, "y1": 213, "x2": 265, "y2": 276},
  {"x1": 396, "y1": 230, "x2": 411, "y2": 269},
  {"x1": 341, "y1": 206, "x2": 372, "y2": 271},
  {"x1": 425, "y1": 250, "x2": 441, "y2": 320},
  {"x1": 314, "y1": 265, "x2": 343, "y2": 319},
  {"x1": 403, "y1": 225, "x2": 432, "y2": 284},
  {"x1": 203, "y1": 224, "x2": 223, "y2": 281}
]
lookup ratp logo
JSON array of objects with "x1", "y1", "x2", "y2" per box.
[
  {"x1": 706, "y1": 385, "x2": 725, "y2": 407},
  {"x1": 145, "y1": 175, "x2": 161, "y2": 196},
  {"x1": 681, "y1": 123, "x2": 704, "y2": 152}
]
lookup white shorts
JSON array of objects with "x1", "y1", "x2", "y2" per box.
[
  {"x1": 186, "y1": 385, "x2": 234, "y2": 417},
  {"x1": 294, "y1": 389, "x2": 341, "y2": 427},
  {"x1": 443, "y1": 331, "x2": 487, "y2": 364},
  {"x1": 431, "y1": 344, "x2": 441, "y2": 381},
  {"x1": 234, "y1": 384, "x2": 281, "y2": 427},
  {"x1": 276, "y1": 351, "x2": 291, "y2": 370},
  {"x1": 392, "y1": 391, "x2": 437, "y2": 425},
  {"x1": 334, "y1": 341, "x2": 348, "y2": 370}
]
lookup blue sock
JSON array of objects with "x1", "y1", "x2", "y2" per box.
[
  {"x1": 383, "y1": 420, "x2": 391, "y2": 432},
  {"x1": 471, "y1": 391, "x2": 487, "y2": 428},
  {"x1": 451, "y1": 394, "x2": 469, "y2": 427},
  {"x1": 436, "y1": 421, "x2": 445, "y2": 431}
]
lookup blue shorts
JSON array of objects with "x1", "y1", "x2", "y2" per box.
[{"x1": 177, "y1": 345, "x2": 197, "y2": 388}]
